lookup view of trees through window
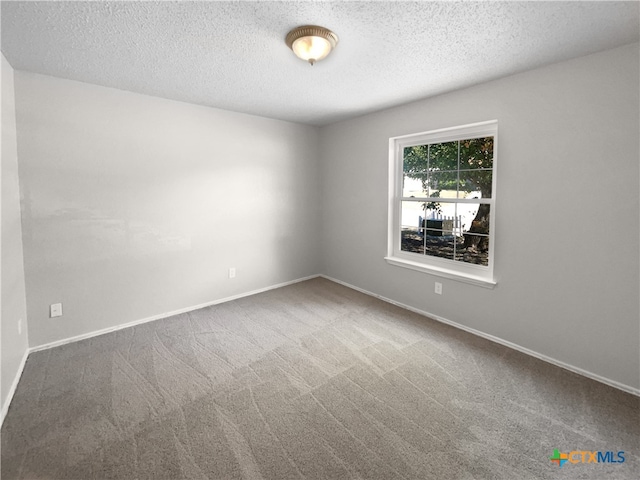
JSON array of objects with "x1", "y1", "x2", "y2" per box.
[{"x1": 400, "y1": 137, "x2": 494, "y2": 266}]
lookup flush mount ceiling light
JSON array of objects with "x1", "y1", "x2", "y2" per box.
[{"x1": 285, "y1": 25, "x2": 338, "y2": 66}]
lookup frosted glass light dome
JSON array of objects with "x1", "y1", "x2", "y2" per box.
[{"x1": 285, "y1": 25, "x2": 338, "y2": 65}]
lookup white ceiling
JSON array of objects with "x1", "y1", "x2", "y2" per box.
[{"x1": 2, "y1": 1, "x2": 638, "y2": 126}]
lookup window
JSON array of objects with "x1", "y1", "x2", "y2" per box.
[{"x1": 386, "y1": 120, "x2": 497, "y2": 287}]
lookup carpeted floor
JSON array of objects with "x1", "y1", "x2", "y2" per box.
[{"x1": 1, "y1": 277, "x2": 638, "y2": 479}]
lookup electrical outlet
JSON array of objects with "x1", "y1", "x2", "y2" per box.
[
  {"x1": 435, "y1": 282, "x2": 443, "y2": 295},
  {"x1": 229, "y1": 267, "x2": 236, "y2": 279},
  {"x1": 50, "y1": 303, "x2": 63, "y2": 318},
  {"x1": 18, "y1": 319, "x2": 22, "y2": 335}
]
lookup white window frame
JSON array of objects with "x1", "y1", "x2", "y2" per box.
[{"x1": 385, "y1": 120, "x2": 498, "y2": 288}]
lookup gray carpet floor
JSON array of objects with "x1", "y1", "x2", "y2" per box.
[{"x1": 1, "y1": 277, "x2": 638, "y2": 479}]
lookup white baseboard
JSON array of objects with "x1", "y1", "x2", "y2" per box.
[
  {"x1": 320, "y1": 275, "x2": 640, "y2": 397},
  {"x1": 1, "y1": 348, "x2": 29, "y2": 426},
  {"x1": 30, "y1": 274, "x2": 320, "y2": 353}
]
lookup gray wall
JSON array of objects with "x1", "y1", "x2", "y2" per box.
[
  {"x1": 1, "y1": 53, "x2": 29, "y2": 416},
  {"x1": 319, "y1": 43, "x2": 640, "y2": 390},
  {"x1": 15, "y1": 72, "x2": 321, "y2": 347}
]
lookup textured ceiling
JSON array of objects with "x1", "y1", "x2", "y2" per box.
[{"x1": 2, "y1": 1, "x2": 638, "y2": 126}]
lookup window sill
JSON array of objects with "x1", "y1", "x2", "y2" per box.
[{"x1": 384, "y1": 256, "x2": 497, "y2": 289}]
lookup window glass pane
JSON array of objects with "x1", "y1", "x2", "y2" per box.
[
  {"x1": 455, "y1": 235, "x2": 489, "y2": 266},
  {"x1": 458, "y1": 169, "x2": 492, "y2": 198},
  {"x1": 455, "y1": 203, "x2": 490, "y2": 235},
  {"x1": 425, "y1": 235, "x2": 455, "y2": 261},
  {"x1": 454, "y1": 204, "x2": 490, "y2": 266},
  {"x1": 423, "y1": 201, "x2": 457, "y2": 220},
  {"x1": 403, "y1": 145, "x2": 429, "y2": 174},
  {"x1": 427, "y1": 171, "x2": 458, "y2": 198},
  {"x1": 402, "y1": 173, "x2": 429, "y2": 198},
  {"x1": 424, "y1": 217, "x2": 455, "y2": 236},
  {"x1": 460, "y1": 204, "x2": 490, "y2": 236},
  {"x1": 400, "y1": 227, "x2": 424, "y2": 255},
  {"x1": 400, "y1": 201, "x2": 425, "y2": 230},
  {"x1": 428, "y1": 141, "x2": 459, "y2": 173},
  {"x1": 459, "y1": 137, "x2": 493, "y2": 170}
]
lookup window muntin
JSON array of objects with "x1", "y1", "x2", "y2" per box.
[{"x1": 387, "y1": 121, "x2": 497, "y2": 286}]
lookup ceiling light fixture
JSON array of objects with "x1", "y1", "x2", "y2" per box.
[{"x1": 285, "y1": 25, "x2": 338, "y2": 66}]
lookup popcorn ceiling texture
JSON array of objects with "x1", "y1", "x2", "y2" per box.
[{"x1": 1, "y1": 1, "x2": 638, "y2": 125}]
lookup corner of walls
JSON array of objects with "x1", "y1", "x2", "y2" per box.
[
  {"x1": 317, "y1": 126, "x2": 330, "y2": 277},
  {"x1": 1, "y1": 52, "x2": 30, "y2": 425},
  {"x1": 307, "y1": 123, "x2": 323, "y2": 276}
]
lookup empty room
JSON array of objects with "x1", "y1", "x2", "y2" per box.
[{"x1": 1, "y1": 1, "x2": 639, "y2": 479}]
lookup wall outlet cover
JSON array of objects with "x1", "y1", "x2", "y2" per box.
[{"x1": 50, "y1": 303, "x2": 63, "y2": 318}]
